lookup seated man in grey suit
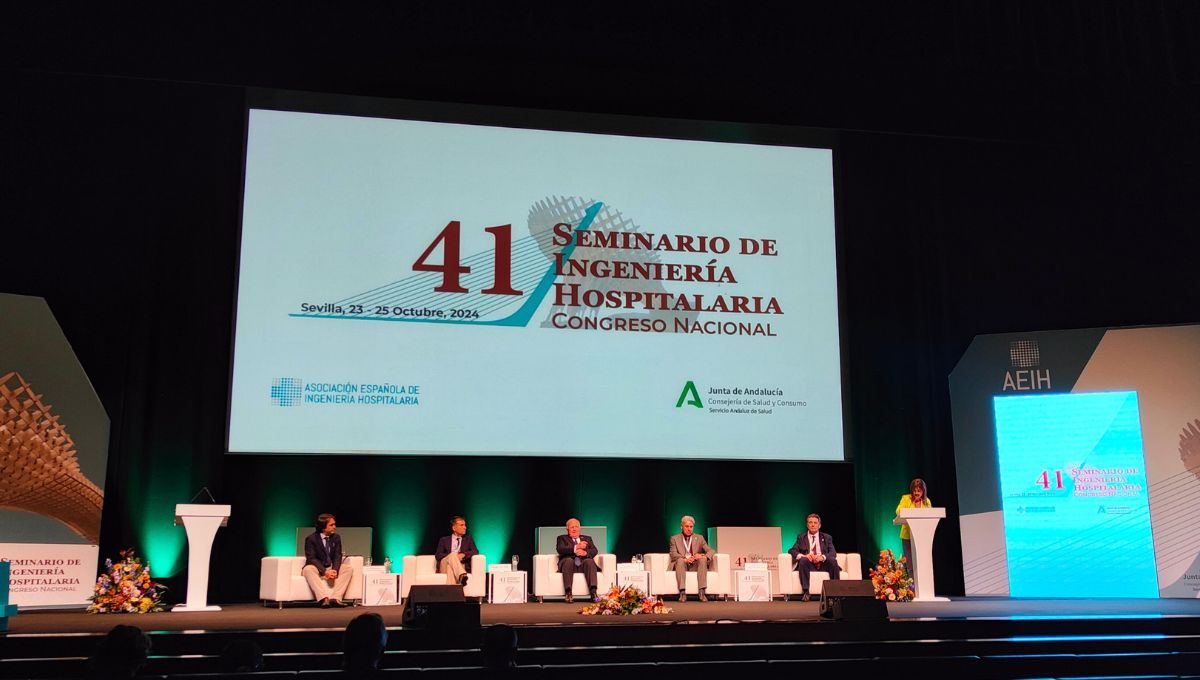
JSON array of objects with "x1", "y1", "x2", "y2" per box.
[
  {"x1": 555, "y1": 518, "x2": 598, "y2": 603},
  {"x1": 787, "y1": 512, "x2": 841, "y2": 601},
  {"x1": 303, "y1": 513, "x2": 352, "y2": 607},
  {"x1": 669, "y1": 515, "x2": 715, "y2": 602}
]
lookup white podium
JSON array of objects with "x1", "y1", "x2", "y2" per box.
[
  {"x1": 894, "y1": 507, "x2": 949, "y2": 602},
  {"x1": 172, "y1": 504, "x2": 230, "y2": 612}
]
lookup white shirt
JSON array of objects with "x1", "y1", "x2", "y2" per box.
[
  {"x1": 683, "y1": 535, "x2": 694, "y2": 554},
  {"x1": 452, "y1": 535, "x2": 461, "y2": 553},
  {"x1": 808, "y1": 533, "x2": 821, "y2": 556}
]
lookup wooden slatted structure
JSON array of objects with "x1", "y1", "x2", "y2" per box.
[{"x1": 0, "y1": 371, "x2": 102, "y2": 543}]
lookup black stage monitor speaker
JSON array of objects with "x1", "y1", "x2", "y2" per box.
[
  {"x1": 819, "y1": 579, "x2": 889, "y2": 621},
  {"x1": 402, "y1": 585, "x2": 479, "y2": 629}
]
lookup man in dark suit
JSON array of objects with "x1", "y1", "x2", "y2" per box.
[
  {"x1": 303, "y1": 513, "x2": 352, "y2": 607},
  {"x1": 787, "y1": 513, "x2": 841, "y2": 601},
  {"x1": 434, "y1": 515, "x2": 479, "y2": 586},
  {"x1": 556, "y1": 517, "x2": 598, "y2": 603}
]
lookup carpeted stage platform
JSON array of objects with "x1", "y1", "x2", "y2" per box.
[
  {"x1": 9, "y1": 597, "x2": 1200, "y2": 634},
  {"x1": 5, "y1": 599, "x2": 1200, "y2": 679}
]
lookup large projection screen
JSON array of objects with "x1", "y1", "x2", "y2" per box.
[{"x1": 228, "y1": 99, "x2": 844, "y2": 460}]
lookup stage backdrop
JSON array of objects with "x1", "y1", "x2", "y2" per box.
[
  {"x1": 950, "y1": 324, "x2": 1200, "y2": 598},
  {"x1": 0, "y1": 293, "x2": 110, "y2": 607}
]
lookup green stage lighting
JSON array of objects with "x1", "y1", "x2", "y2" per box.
[
  {"x1": 374, "y1": 461, "x2": 429, "y2": 563},
  {"x1": 464, "y1": 460, "x2": 522, "y2": 563}
]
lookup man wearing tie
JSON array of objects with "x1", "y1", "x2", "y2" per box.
[
  {"x1": 434, "y1": 515, "x2": 479, "y2": 587},
  {"x1": 303, "y1": 513, "x2": 352, "y2": 607},
  {"x1": 669, "y1": 515, "x2": 715, "y2": 602},
  {"x1": 555, "y1": 518, "x2": 598, "y2": 603},
  {"x1": 787, "y1": 513, "x2": 840, "y2": 601}
]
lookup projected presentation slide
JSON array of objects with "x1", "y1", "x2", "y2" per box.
[
  {"x1": 994, "y1": 391, "x2": 1158, "y2": 598},
  {"x1": 229, "y1": 107, "x2": 843, "y2": 460}
]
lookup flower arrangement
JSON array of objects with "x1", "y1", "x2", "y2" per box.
[
  {"x1": 869, "y1": 549, "x2": 915, "y2": 602},
  {"x1": 578, "y1": 585, "x2": 672, "y2": 616},
  {"x1": 87, "y1": 549, "x2": 166, "y2": 614}
]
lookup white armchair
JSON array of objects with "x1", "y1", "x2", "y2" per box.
[
  {"x1": 644, "y1": 553, "x2": 732, "y2": 599},
  {"x1": 532, "y1": 552, "x2": 616, "y2": 601},
  {"x1": 396, "y1": 556, "x2": 484, "y2": 599},
  {"x1": 775, "y1": 552, "x2": 862, "y2": 599},
  {"x1": 400, "y1": 554, "x2": 487, "y2": 599},
  {"x1": 259, "y1": 555, "x2": 364, "y2": 608}
]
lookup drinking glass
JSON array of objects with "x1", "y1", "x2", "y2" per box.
[{"x1": 511, "y1": 555, "x2": 519, "y2": 571}]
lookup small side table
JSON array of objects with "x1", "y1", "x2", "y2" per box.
[
  {"x1": 360, "y1": 566, "x2": 401, "y2": 606},
  {"x1": 489, "y1": 570, "x2": 528, "y2": 604},
  {"x1": 616, "y1": 564, "x2": 650, "y2": 594},
  {"x1": 734, "y1": 569, "x2": 772, "y2": 602}
]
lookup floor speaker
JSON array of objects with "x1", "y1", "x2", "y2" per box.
[
  {"x1": 819, "y1": 579, "x2": 888, "y2": 620},
  {"x1": 402, "y1": 585, "x2": 479, "y2": 629}
]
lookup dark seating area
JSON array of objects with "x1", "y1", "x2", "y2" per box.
[{"x1": 6, "y1": 656, "x2": 1200, "y2": 680}]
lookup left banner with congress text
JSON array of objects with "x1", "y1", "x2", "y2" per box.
[{"x1": 1, "y1": 293, "x2": 109, "y2": 607}]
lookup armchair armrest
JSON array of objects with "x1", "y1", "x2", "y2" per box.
[
  {"x1": 710, "y1": 553, "x2": 732, "y2": 596},
  {"x1": 714, "y1": 553, "x2": 730, "y2": 573},
  {"x1": 844, "y1": 552, "x2": 863, "y2": 580},
  {"x1": 645, "y1": 553, "x2": 669, "y2": 572},
  {"x1": 595, "y1": 553, "x2": 617, "y2": 573},
  {"x1": 259, "y1": 556, "x2": 303, "y2": 601},
  {"x1": 777, "y1": 553, "x2": 793, "y2": 576},
  {"x1": 533, "y1": 553, "x2": 558, "y2": 575},
  {"x1": 470, "y1": 554, "x2": 487, "y2": 574},
  {"x1": 401, "y1": 555, "x2": 419, "y2": 576}
]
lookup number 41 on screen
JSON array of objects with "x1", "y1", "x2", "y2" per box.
[
  {"x1": 1036, "y1": 469, "x2": 1065, "y2": 489},
  {"x1": 413, "y1": 221, "x2": 522, "y2": 296}
]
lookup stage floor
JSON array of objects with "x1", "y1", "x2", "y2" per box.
[
  {"x1": 6, "y1": 598, "x2": 1200, "y2": 680},
  {"x1": 8, "y1": 597, "x2": 1200, "y2": 635}
]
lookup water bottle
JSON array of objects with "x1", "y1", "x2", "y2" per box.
[
  {"x1": 510, "y1": 554, "x2": 519, "y2": 571},
  {"x1": 383, "y1": 556, "x2": 392, "y2": 573}
]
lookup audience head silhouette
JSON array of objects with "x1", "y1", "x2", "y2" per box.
[
  {"x1": 90, "y1": 625, "x2": 150, "y2": 679},
  {"x1": 343, "y1": 612, "x2": 388, "y2": 673},
  {"x1": 482, "y1": 623, "x2": 519, "y2": 671},
  {"x1": 219, "y1": 639, "x2": 264, "y2": 673}
]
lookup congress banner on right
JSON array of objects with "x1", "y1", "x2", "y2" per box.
[{"x1": 950, "y1": 324, "x2": 1200, "y2": 598}]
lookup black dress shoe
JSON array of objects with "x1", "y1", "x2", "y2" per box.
[
  {"x1": 800, "y1": 592, "x2": 811, "y2": 602},
  {"x1": 564, "y1": 594, "x2": 574, "y2": 603},
  {"x1": 589, "y1": 590, "x2": 598, "y2": 601},
  {"x1": 330, "y1": 600, "x2": 345, "y2": 608},
  {"x1": 319, "y1": 599, "x2": 331, "y2": 608}
]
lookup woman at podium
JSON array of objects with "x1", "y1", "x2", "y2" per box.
[{"x1": 895, "y1": 478, "x2": 930, "y2": 566}]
